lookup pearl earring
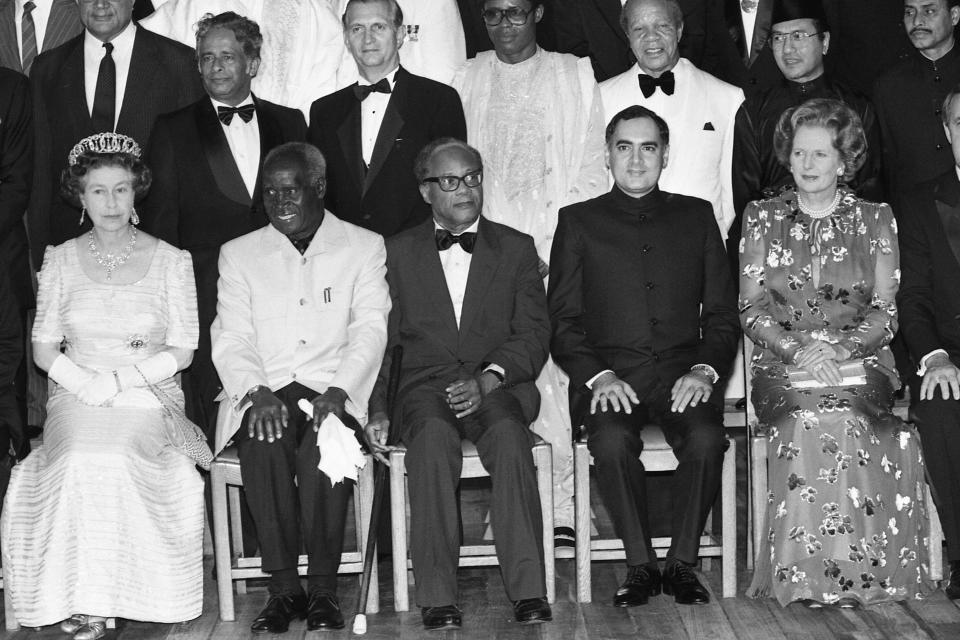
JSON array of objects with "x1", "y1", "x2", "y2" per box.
[
  {"x1": 837, "y1": 167, "x2": 843, "y2": 176},
  {"x1": 130, "y1": 207, "x2": 140, "y2": 226}
]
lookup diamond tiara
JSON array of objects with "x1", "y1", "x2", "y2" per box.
[{"x1": 68, "y1": 132, "x2": 142, "y2": 166}]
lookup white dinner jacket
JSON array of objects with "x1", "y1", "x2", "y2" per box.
[
  {"x1": 600, "y1": 58, "x2": 744, "y2": 239},
  {"x1": 210, "y1": 212, "x2": 390, "y2": 454}
]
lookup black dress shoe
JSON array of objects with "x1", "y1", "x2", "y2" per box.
[
  {"x1": 421, "y1": 605, "x2": 462, "y2": 631},
  {"x1": 307, "y1": 592, "x2": 344, "y2": 630},
  {"x1": 946, "y1": 561, "x2": 960, "y2": 600},
  {"x1": 513, "y1": 597, "x2": 552, "y2": 624},
  {"x1": 613, "y1": 564, "x2": 662, "y2": 607},
  {"x1": 662, "y1": 561, "x2": 710, "y2": 605},
  {"x1": 251, "y1": 592, "x2": 308, "y2": 634}
]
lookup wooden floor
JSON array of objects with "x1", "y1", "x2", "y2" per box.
[{"x1": 3, "y1": 429, "x2": 959, "y2": 639}]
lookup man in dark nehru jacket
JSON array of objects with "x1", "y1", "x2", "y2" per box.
[
  {"x1": 732, "y1": 0, "x2": 881, "y2": 266},
  {"x1": 548, "y1": 105, "x2": 739, "y2": 607},
  {"x1": 142, "y1": 11, "x2": 306, "y2": 441},
  {"x1": 897, "y1": 83, "x2": 960, "y2": 600},
  {"x1": 875, "y1": 0, "x2": 960, "y2": 209}
]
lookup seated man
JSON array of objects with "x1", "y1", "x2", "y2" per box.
[
  {"x1": 366, "y1": 137, "x2": 552, "y2": 630},
  {"x1": 548, "y1": 106, "x2": 740, "y2": 607},
  {"x1": 211, "y1": 142, "x2": 390, "y2": 633}
]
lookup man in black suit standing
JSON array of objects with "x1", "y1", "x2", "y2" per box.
[
  {"x1": 366, "y1": 138, "x2": 552, "y2": 630},
  {"x1": 712, "y1": 0, "x2": 781, "y2": 96},
  {"x1": 142, "y1": 11, "x2": 306, "y2": 439},
  {"x1": 896, "y1": 84, "x2": 960, "y2": 600},
  {"x1": 0, "y1": 0, "x2": 82, "y2": 76},
  {"x1": 309, "y1": 0, "x2": 466, "y2": 238},
  {"x1": 0, "y1": 68, "x2": 32, "y2": 461},
  {"x1": 549, "y1": 105, "x2": 739, "y2": 607},
  {"x1": 28, "y1": 0, "x2": 204, "y2": 264}
]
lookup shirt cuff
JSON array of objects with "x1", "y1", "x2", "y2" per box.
[
  {"x1": 690, "y1": 364, "x2": 719, "y2": 384},
  {"x1": 482, "y1": 363, "x2": 505, "y2": 380},
  {"x1": 586, "y1": 369, "x2": 615, "y2": 390},
  {"x1": 918, "y1": 349, "x2": 950, "y2": 376}
]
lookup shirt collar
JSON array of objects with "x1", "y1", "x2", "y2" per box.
[
  {"x1": 434, "y1": 217, "x2": 480, "y2": 235},
  {"x1": 358, "y1": 65, "x2": 399, "y2": 88},
  {"x1": 18, "y1": 0, "x2": 49, "y2": 10},
  {"x1": 84, "y1": 20, "x2": 136, "y2": 52},
  {"x1": 210, "y1": 93, "x2": 255, "y2": 112},
  {"x1": 954, "y1": 165, "x2": 960, "y2": 185}
]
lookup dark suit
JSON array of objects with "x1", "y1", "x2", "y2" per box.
[
  {"x1": 0, "y1": 266, "x2": 23, "y2": 507},
  {"x1": 897, "y1": 170, "x2": 960, "y2": 563},
  {"x1": 308, "y1": 67, "x2": 466, "y2": 238},
  {"x1": 551, "y1": 0, "x2": 728, "y2": 83},
  {"x1": 370, "y1": 216, "x2": 549, "y2": 606},
  {"x1": 0, "y1": 0, "x2": 82, "y2": 75},
  {"x1": 28, "y1": 26, "x2": 205, "y2": 264},
  {"x1": 548, "y1": 186, "x2": 739, "y2": 566},
  {"x1": 141, "y1": 96, "x2": 306, "y2": 436},
  {"x1": 711, "y1": 0, "x2": 780, "y2": 96}
]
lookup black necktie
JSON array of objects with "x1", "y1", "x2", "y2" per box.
[
  {"x1": 21, "y1": 1, "x2": 37, "y2": 75},
  {"x1": 638, "y1": 70, "x2": 675, "y2": 98},
  {"x1": 217, "y1": 103, "x2": 256, "y2": 125},
  {"x1": 91, "y1": 42, "x2": 116, "y2": 132},
  {"x1": 436, "y1": 229, "x2": 476, "y2": 253},
  {"x1": 353, "y1": 77, "x2": 392, "y2": 101}
]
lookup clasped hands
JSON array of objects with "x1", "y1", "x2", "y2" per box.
[
  {"x1": 792, "y1": 342, "x2": 852, "y2": 386},
  {"x1": 590, "y1": 370, "x2": 713, "y2": 415}
]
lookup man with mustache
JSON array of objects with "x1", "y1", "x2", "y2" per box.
[{"x1": 874, "y1": 0, "x2": 960, "y2": 208}]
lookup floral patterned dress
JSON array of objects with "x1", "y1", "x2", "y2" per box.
[{"x1": 740, "y1": 188, "x2": 933, "y2": 606}]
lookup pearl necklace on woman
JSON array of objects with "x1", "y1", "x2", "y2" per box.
[
  {"x1": 796, "y1": 190, "x2": 842, "y2": 219},
  {"x1": 87, "y1": 225, "x2": 137, "y2": 280}
]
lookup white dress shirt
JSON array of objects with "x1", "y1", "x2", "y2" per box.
[
  {"x1": 211, "y1": 94, "x2": 261, "y2": 197},
  {"x1": 741, "y1": 6, "x2": 759, "y2": 58},
  {"x1": 15, "y1": 0, "x2": 51, "y2": 56},
  {"x1": 359, "y1": 67, "x2": 399, "y2": 166},
  {"x1": 435, "y1": 218, "x2": 478, "y2": 327},
  {"x1": 83, "y1": 21, "x2": 137, "y2": 129}
]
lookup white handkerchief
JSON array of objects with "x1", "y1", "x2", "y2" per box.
[{"x1": 314, "y1": 411, "x2": 368, "y2": 486}]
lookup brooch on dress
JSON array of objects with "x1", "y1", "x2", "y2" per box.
[{"x1": 127, "y1": 334, "x2": 149, "y2": 350}]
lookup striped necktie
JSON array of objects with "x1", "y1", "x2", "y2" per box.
[{"x1": 21, "y1": 1, "x2": 38, "y2": 75}]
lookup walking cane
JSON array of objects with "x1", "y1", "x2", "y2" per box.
[{"x1": 353, "y1": 344, "x2": 403, "y2": 635}]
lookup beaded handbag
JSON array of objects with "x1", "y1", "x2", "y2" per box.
[{"x1": 137, "y1": 367, "x2": 213, "y2": 470}]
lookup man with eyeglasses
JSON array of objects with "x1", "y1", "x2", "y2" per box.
[
  {"x1": 451, "y1": 0, "x2": 607, "y2": 551},
  {"x1": 731, "y1": 0, "x2": 882, "y2": 272},
  {"x1": 600, "y1": 0, "x2": 744, "y2": 241},
  {"x1": 308, "y1": 0, "x2": 466, "y2": 238},
  {"x1": 212, "y1": 141, "x2": 390, "y2": 634},
  {"x1": 366, "y1": 137, "x2": 553, "y2": 630},
  {"x1": 875, "y1": 0, "x2": 960, "y2": 207}
]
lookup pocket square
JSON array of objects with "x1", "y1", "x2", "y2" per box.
[{"x1": 703, "y1": 122, "x2": 715, "y2": 131}]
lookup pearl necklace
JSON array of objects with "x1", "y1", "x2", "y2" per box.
[
  {"x1": 797, "y1": 191, "x2": 842, "y2": 219},
  {"x1": 88, "y1": 226, "x2": 137, "y2": 280}
]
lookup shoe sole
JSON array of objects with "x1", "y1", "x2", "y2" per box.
[
  {"x1": 424, "y1": 622, "x2": 462, "y2": 631},
  {"x1": 517, "y1": 616, "x2": 552, "y2": 624}
]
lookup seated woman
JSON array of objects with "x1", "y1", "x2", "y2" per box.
[
  {"x1": 1, "y1": 133, "x2": 203, "y2": 638},
  {"x1": 741, "y1": 98, "x2": 933, "y2": 607}
]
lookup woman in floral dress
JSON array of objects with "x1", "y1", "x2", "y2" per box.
[{"x1": 741, "y1": 98, "x2": 933, "y2": 607}]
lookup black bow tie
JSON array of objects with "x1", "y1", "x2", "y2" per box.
[
  {"x1": 353, "y1": 78, "x2": 392, "y2": 101},
  {"x1": 217, "y1": 103, "x2": 255, "y2": 125},
  {"x1": 638, "y1": 71, "x2": 675, "y2": 98},
  {"x1": 435, "y1": 228, "x2": 476, "y2": 253}
]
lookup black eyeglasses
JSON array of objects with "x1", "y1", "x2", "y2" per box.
[
  {"x1": 421, "y1": 170, "x2": 483, "y2": 192},
  {"x1": 769, "y1": 31, "x2": 822, "y2": 46},
  {"x1": 481, "y1": 7, "x2": 534, "y2": 26}
]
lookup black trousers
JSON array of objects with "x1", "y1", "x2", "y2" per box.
[
  {"x1": 401, "y1": 382, "x2": 546, "y2": 607},
  {"x1": 912, "y1": 395, "x2": 960, "y2": 562},
  {"x1": 585, "y1": 381, "x2": 727, "y2": 566},
  {"x1": 235, "y1": 382, "x2": 355, "y2": 593}
]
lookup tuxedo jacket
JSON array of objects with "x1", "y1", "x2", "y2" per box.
[
  {"x1": 0, "y1": 68, "x2": 33, "y2": 311},
  {"x1": 0, "y1": 0, "x2": 82, "y2": 75},
  {"x1": 307, "y1": 67, "x2": 466, "y2": 238},
  {"x1": 28, "y1": 26, "x2": 205, "y2": 264},
  {"x1": 548, "y1": 187, "x2": 740, "y2": 409},
  {"x1": 550, "y1": 0, "x2": 728, "y2": 83},
  {"x1": 368, "y1": 216, "x2": 550, "y2": 425},
  {"x1": 898, "y1": 170, "x2": 960, "y2": 366}
]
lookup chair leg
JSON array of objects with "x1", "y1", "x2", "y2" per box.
[
  {"x1": 227, "y1": 485, "x2": 246, "y2": 595},
  {"x1": 721, "y1": 439, "x2": 737, "y2": 598},
  {"x1": 212, "y1": 465, "x2": 236, "y2": 622},
  {"x1": 3, "y1": 571, "x2": 18, "y2": 631},
  {"x1": 533, "y1": 443, "x2": 555, "y2": 604},
  {"x1": 574, "y1": 442, "x2": 592, "y2": 603},
  {"x1": 390, "y1": 450, "x2": 409, "y2": 612},
  {"x1": 928, "y1": 484, "x2": 944, "y2": 582},
  {"x1": 750, "y1": 435, "x2": 768, "y2": 575},
  {"x1": 356, "y1": 461, "x2": 379, "y2": 614}
]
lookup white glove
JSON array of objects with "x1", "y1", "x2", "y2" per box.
[
  {"x1": 48, "y1": 354, "x2": 95, "y2": 394},
  {"x1": 76, "y1": 371, "x2": 121, "y2": 406},
  {"x1": 117, "y1": 351, "x2": 179, "y2": 389}
]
